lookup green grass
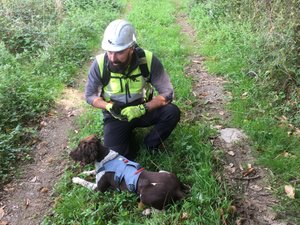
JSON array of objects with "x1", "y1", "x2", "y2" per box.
[
  {"x1": 43, "y1": 0, "x2": 231, "y2": 224},
  {"x1": 188, "y1": 1, "x2": 300, "y2": 223}
]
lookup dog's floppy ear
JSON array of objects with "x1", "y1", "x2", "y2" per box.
[{"x1": 69, "y1": 135, "x2": 100, "y2": 164}]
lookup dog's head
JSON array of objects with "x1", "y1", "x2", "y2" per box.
[{"x1": 69, "y1": 135, "x2": 109, "y2": 165}]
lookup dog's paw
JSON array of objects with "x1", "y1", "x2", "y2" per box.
[
  {"x1": 142, "y1": 208, "x2": 163, "y2": 216},
  {"x1": 72, "y1": 177, "x2": 83, "y2": 184},
  {"x1": 142, "y1": 208, "x2": 152, "y2": 216}
]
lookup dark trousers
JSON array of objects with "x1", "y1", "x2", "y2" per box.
[{"x1": 103, "y1": 103, "x2": 180, "y2": 159}]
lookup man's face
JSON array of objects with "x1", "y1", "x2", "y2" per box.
[{"x1": 107, "y1": 47, "x2": 134, "y2": 73}]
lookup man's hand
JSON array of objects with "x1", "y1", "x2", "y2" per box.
[
  {"x1": 106, "y1": 103, "x2": 127, "y2": 121},
  {"x1": 121, "y1": 104, "x2": 147, "y2": 122}
]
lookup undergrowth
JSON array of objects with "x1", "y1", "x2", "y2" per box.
[
  {"x1": 189, "y1": 0, "x2": 300, "y2": 223},
  {"x1": 0, "y1": 0, "x2": 121, "y2": 184}
]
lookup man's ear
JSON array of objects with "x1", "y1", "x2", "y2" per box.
[{"x1": 129, "y1": 46, "x2": 135, "y2": 54}]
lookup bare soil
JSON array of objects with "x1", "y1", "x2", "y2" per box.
[
  {"x1": 177, "y1": 12, "x2": 290, "y2": 225},
  {"x1": 0, "y1": 12, "x2": 291, "y2": 225},
  {"x1": 0, "y1": 84, "x2": 86, "y2": 225}
]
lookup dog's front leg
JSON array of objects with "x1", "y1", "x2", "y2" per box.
[
  {"x1": 81, "y1": 170, "x2": 96, "y2": 176},
  {"x1": 97, "y1": 173, "x2": 114, "y2": 192},
  {"x1": 72, "y1": 177, "x2": 97, "y2": 191}
]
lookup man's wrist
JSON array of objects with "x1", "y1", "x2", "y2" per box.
[
  {"x1": 105, "y1": 103, "x2": 113, "y2": 111},
  {"x1": 143, "y1": 103, "x2": 149, "y2": 112},
  {"x1": 92, "y1": 97, "x2": 104, "y2": 108}
]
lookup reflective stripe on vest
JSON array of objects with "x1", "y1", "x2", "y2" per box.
[{"x1": 96, "y1": 50, "x2": 153, "y2": 104}]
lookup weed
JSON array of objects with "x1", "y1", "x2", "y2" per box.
[
  {"x1": 189, "y1": 0, "x2": 300, "y2": 222},
  {"x1": 0, "y1": 0, "x2": 120, "y2": 184}
]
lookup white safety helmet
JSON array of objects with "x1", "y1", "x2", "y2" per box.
[{"x1": 101, "y1": 19, "x2": 136, "y2": 52}]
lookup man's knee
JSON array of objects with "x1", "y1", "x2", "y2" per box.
[{"x1": 162, "y1": 103, "x2": 180, "y2": 124}]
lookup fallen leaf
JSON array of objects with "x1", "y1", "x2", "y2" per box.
[
  {"x1": 242, "y1": 167, "x2": 256, "y2": 177},
  {"x1": 40, "y1": 121, "x2": 47, "y2": 127},
  {"x1": 219, "y1": 111, "x2": 225, "y2": 116},
  {"x1": 214, "y1": 125, "x2": 223, "y2": 129},
  {"x1": 227, "y1": 151, "x2": 235, "y2": 156},
  {"x1": 250, "y1": 184, "x2": 263, "y2": 191},
  {"x1": 30, "y1": 176, "x2": 37, "y2": 183},
  {"x1": 279, "y1": 116, "x2": 288, "y2": 122},
  {"x1": 0, "y1": 221, "x2": 9, "y2": 225},
  {"x1": 192, "y1": 60, "x2": 201, "y2": 64},
  {"x1": 239, "y1": 164, "x2": 244, "y2": 171},
  {"x1": 285, "y1": 185, "x2": 295, "y2": 199},
  {"x1": 236, "y1": 218, "x2": 246, "y2": 225},
  {"x1": 225, "y1": 166, "x2": 236, "y2": 174},
  {"x1": 138, "y1": 202, "x2": 145, "y2": 210},
  {"x1": 180, "y1": 212, "x2": 189, "y2": 220},
  {"x1": 3, "y1": 187, "x2": 14, "y2": 192},
  {"x1": 0, "y1": 206, "x2": 5, "y2": 220},
  {"x1": 46, "y1": 157, "x2": 54, "y2": 164},
  {"x1": 67, "y1": 111, "x2": 75, "y2": 117},
  {"x1": 227, "y1": 205, "x2": 237, "y2": 214},
  {"x1": 48, "y1": 111, "x2": 54, "y2": 116},
  {"x1": 265, "y1": 186, "x2": 272, "y2": 191},
  {"x1": 294, "y1": 128, "x2": 300, "y2": 137},
  {"x1": 25, "y1": 198, "x2": 30, "y2": 208},
  {"x1": 40, "y1": 187, "x2": 49, "y2": 193}
]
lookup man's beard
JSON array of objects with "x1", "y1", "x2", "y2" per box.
[{"x1": 108, "y1": 56, "x2": 131, "y2": 74}]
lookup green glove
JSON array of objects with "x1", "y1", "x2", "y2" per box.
[
  {"x1": 121, "y1": 104, "x2": 147, "y2": 122},
  {"x1": 106, "y1": 103, "x2": 127, "y2": 121}
]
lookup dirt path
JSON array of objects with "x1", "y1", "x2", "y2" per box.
[{"x1": 0, "y1": 76, "x2": 86, "y2": 224}]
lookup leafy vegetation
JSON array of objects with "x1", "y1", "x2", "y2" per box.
[
  {"x1": 0, "y1": 0, "x2": 122, "y2": 184},
  {"x1": 189, "y1": 0, "x2": 300, "y2": 222}
]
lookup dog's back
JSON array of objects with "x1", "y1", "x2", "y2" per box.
[{"x1": 137, "y1": 171, "x2": 187, "y2": 210}]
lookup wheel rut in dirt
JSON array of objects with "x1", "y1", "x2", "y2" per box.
[
  {"x1": 0, "y1": 86, "x2": 85, "y2": 225},
  {"x1": 177, "y1": 11, "x2": 289, "y2": 225}
]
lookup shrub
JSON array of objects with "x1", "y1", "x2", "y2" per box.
[
  {"x1": 0, "y1": 0, "x2": 58, "y2": 54},
  {"x1": 189, "y1": 0, "x2": 300, "y2": 126},
  {"x1": 0, "y1": 0, "x2": 121, "y2": 184}
]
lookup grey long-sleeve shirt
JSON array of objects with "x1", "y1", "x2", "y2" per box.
[{"x1": 85, "y1": 51, "x2": 174, "y2": 105}]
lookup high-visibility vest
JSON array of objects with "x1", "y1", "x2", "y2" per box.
[{"x1": 96, "y1": 46, "x2": 153, "y2": 105}]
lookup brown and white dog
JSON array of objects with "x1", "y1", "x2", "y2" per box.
[{"x1": 69, "y1": 135, "x2": 188, "y2": 210}]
